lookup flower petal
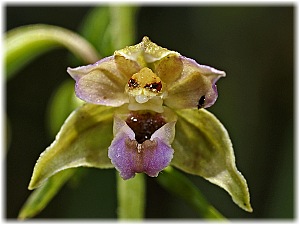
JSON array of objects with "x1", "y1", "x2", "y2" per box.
[
  {"x1": 28, "y1": 104, "x2": 115, "y2": 190},
  {"x1": 114, "y1": 54, "x2": 141, "y2": 78},
  {"x1": 115, "y1": 36, "x2": 180, "y2": 66},
  {"x1": 154, "y1": 54, "x2": 183, "y2": 85},
  {"x1": 108, "y1": 119, "x2": 136, "y2": 179},
  {"x1": 108, "y1": 117, "x2": 175, "y2": 180},
  {"x1": 171, "y1": 109, "x2": 252, "y2": 212},
  {"x1": 164, "y1": 56, "x2": 225, "y2": 109},
  {"x1": 144, "y1": 121, "x2": 176, "y2": 177},
  {"x1": 67, "y1": 56, "x2": 129, "y2": 106}
]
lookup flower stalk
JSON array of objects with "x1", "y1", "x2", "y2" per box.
[{"x1": 117, "y1": 172, "x2": 145, "y2": 219}]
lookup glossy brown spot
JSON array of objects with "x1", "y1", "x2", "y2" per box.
[
  {"x1": 197, "y1": 95, "x2": 206, "y2": 109},
  {"x1": 144, "y1": 81, "x2": 162, "y2": 92},
  {"x1": 125, "y1": 112, "x2": 166, "y2": 144},
  {"x1": 128, "y1": 78, "x2": 139, "y2": 88}
]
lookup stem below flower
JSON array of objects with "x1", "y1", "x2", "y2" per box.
[{"x1": 116, "y1": 172, "x2": 145, "y2": 219}]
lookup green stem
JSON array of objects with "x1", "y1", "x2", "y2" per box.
[
  {"x1": 111, "y1": 5, "x2": 144, "y2": 220},
  {"x1": 5, "y1": 24, "x2": 100, "y2": 78},
  {"x1": 116, "y1": 172, "x2": 145, "y2": 220}
]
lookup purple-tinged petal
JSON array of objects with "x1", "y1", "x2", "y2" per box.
[
  {"x1": 108, "y1": 119, "x2": 137, "y2": 179},
  {"x1": 164, "y1": 56, "x2": 225, "y2": 109},
  {"x1": 67, "y1": 56, "x2": 129, "y2": 107},
  {"x1": 108, "y1": 117, "x2": 176, "y2": 180},
  {"x1": 139, "y1": 138, "x2": 174, "y2": 177},
  {"x1": 143, "y1": 121, "x2": 176, "y2": 177}
]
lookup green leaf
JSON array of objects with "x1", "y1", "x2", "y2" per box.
[
  {"x1": 171, "y1": 109, "x2": 252, "y2": 212},
  {"x1": 157, "y1": 166, "x2": 226, "y2": 219},
  {"x1": 117, "y1": 172, "x2": 145, "y2": 219},
  {"x1": 109, "y1": 6, "x2": 138, "y2": 49},
  {"x1": 46, "y1": 79, "x2": 83, "y2": 137},
  {"x1": 79, "y1": 6, "x2": 114, "y2": 57},
  {"x1": 19, "y1": 169, "x2": 75, "y2": 219},
  {"x1": 28, "y1": 103, "x2": 115, "y2": 190},
  {"x1": 5, "y1": 24, "x2": 99, "y2": 79},
  {"x1": 78, "y1": 6, "x2": 138, "y2": 58}
]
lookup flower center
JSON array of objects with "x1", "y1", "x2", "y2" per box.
[
  {"x1": 125, "y1": 111, "x2": 166, "y2": 144},
  {"x1": 126, "y1": 67, "x2": 164, "y2": 103}
]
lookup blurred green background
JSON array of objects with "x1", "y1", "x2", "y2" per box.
[{"x1": 6, "y1": 5, "x2": 294, "y2": 219}]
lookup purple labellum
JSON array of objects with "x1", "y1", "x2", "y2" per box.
[{"x1": 108, "y1": 113, "x2": 175, "y2": 179}]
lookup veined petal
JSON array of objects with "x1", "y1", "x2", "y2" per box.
[
  {"x1": 164, "y1": 56, "x2": 225, "y2": 109},
  {"x1": 108, "y1": 117, "x2": 176, "y2": 180},
  {"x1": 114, "y1": 54, "x2": 142, "y2": 79},
  {"x1": 154, "y1": 54, "x2": 183, "y2": 85},
  {"x1": 67, "y1": 56, "x2": 129, "y2": 107}
]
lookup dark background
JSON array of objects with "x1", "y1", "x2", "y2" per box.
[{"x1": 5, "y1": 5, "x2": 294, "y2": 219}]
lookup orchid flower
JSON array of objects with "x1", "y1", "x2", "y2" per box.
[
  {"x1": 28, "y1": 36, "x2": 252, "y2": 213},
  {"x1": 67, "y1": 36, "x2": 224, "y2": 179}
]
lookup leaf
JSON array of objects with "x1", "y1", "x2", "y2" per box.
[
  {"x1": 79, "y1": 6, "x2": 114, "y2": 57},
  {"x1": 19, "y1": 169, "x2": 75, "y2": 219},
  {"x1": 157, "y1": 166, "x2": 225, "y2": 219},
  {"x1": 46, "y1": 79, "x2": 83, "y2": 137},
  {"x1": 109, "y1": 6, "x2": 138, "y2": 49},
  {"x1": 28, "y1": 103, "x2": 115, "y2": 190},
  {"x1": 116, "y1": 172, "x2": 145, "y2": 219},
  {"x1": 78, "y1": 6, "x2": 138, "y2": 58},
  {"x1": 5, "y1": 24, "x2": 99, "y2": 79},
  {"x1": 171, "y1": 109, "x2": 253, "y2": 212}
]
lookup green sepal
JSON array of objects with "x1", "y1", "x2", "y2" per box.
[
  {"x1": 28, "y1": 103, "x2": 115, "y2": 190},
  {"x1": 171, "y1": 109, "x2": 253, "y2": 212}
]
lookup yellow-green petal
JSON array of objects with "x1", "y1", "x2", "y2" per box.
[
  {"x1": 28, "y1": 103, "x2": 115, "y2": 190},
  {"x1": 171, "y1": 109, "x2": 252, "y2": 212},
  {"x1": 115, "y1": 36, "x2": 179, "y2": 67},
  {"x1": 164, "y1": 57, "x2": 225, "y2": 110}
]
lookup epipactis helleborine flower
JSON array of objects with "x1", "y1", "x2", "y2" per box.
[{"x1": 67, "y1": 36, "x2": 225, "y2": 180}]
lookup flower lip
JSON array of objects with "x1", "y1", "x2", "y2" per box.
[
  {"x1": 108, "y1": 106, "x2": 177, "y2": 179},
  {"x1": 125, "y1": 111, "x2": 167, "y2": 144},
  {"x1": 108, "y1": 114, "x2": 176, "y2": 180}
]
